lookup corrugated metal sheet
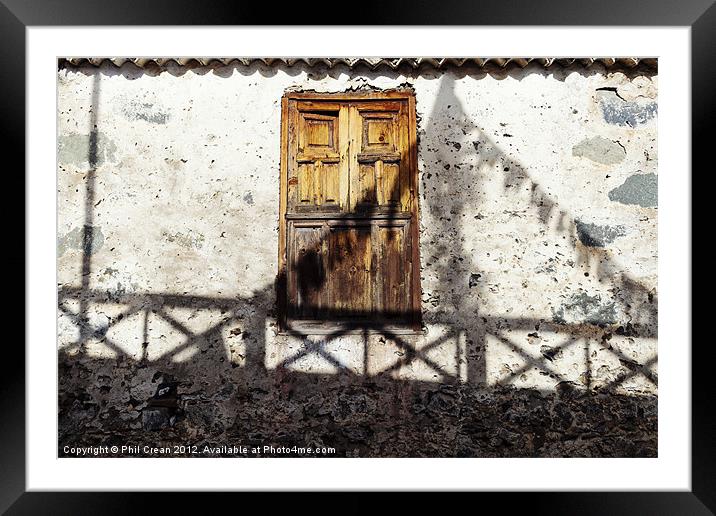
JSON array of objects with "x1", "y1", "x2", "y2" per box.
[{"x1": 58, "y1": 57, "x2": 657, "y2": 72}]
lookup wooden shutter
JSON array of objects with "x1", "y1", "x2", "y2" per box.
[
  {"x1": 287, "y1": 102, "x2": 349, "y2": 212},
  {"x1": 280, "y1": 92, "x2": 420, "y2": 333}
]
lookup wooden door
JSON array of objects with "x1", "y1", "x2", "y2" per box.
[{"x1": 281, "y1": 92, "x2": 419, "y2": 332}]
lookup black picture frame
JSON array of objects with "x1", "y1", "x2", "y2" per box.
[{"x1": 4, "y1": 0, "x2": 708, "y2": 512}]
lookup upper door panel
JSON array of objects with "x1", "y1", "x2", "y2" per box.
[
  {"x1": 351, "y1": 101, "x2": 410, "y2": 213},
  {"x1": 286, "y1": 98, "x2": 411, "y2": 215}
]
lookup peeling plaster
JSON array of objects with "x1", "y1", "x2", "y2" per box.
[
  {"x1": 597, "y1": 90, "x2": 657, "y2": 127},
  {"x1": 572, "y1": 136, "x2": 626, "y2": 165},
  {"x1": 58, "y1": 131, "x2": 117, "y2": 168},
  {"x1": 121, "y1": 99, "x2": 170, "y2": 124},
  {"x1": 58, "y1": 225, "x2": 105, "y2": 257}
]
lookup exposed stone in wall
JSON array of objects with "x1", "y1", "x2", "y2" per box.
[
  {"x1": 574, "y1": 220, "x2": 627, "y2": 247},
  {"x1": 552, "y1": 292, "x2": 618, "y2": 326},
  {"x1": 572, "y1": 136, "x2": 626, "y2": 165},
  {"x1": 161, "y1": 229, "x2": 205, "y2": 250},
  {"x1": 57, "y1": 61, "x2": 658, "y2": 457},
  {"x1": 59, "y1": 362, "x2": 657, "y2": 457},
  {"x1": 58, "y1": 225, "x2": 105, "y2": 257},
  {"x1": 120, "y1": 98, "x2": 170, "y2": 125},
  {"x1": 597, "y1": 89, "x2": 658, "y2": 127},
  {"x1": 58, "y1": 131, "x2": 117, "y2": 169},
  {"x1": 608, "y1": 173, "x2": 658, "y2": 208}
]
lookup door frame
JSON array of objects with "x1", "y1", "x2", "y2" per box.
[{"x1": 278, "y1": 89, "x2": 421, "y2": 334}]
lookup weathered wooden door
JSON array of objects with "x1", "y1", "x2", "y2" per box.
[{"x1": 280, "y1": 92, "x2": 420, "y2": 332}]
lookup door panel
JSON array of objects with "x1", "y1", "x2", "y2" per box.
[
  {"x1": 289, "y1": 104, "x2": 347, "y2": 212},
  {"x1": 297, "y1": 163, "x2": 314, "y2": 205},
  {"x1": 298, "y1": 112, "x2": 338, "y2": 157},
  {"x1": 288, "y1": 222, "x2": 373, "y2": 319},
  {"x1": 321, "y1": 161, "x2": 340, "y2": 204},
  {"x1": 376, "y1": 222, "x2": 410, "y2": 318},
  {"x1": 357, "y1": 163, "x2": 376, "y2": 205},
  {"x1": 350, "y1": 103, "x2": 410, "y2": 212},
  {"x1": 290, "y1": 223, "x2": 327, "y2": 319},
  {"x1": 362, "y1": 112, "x2": 398, "y2": 154},
  {"x1": 377, "y1": 161, "x2": 401, "y2": 206},
  {"x1": 327, "y1": 225, "x2": 373, "y2": 316}
]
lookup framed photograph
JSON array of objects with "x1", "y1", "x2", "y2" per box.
[{"x1": 8, "y1": 0, "x2": 708, "y2": 512}]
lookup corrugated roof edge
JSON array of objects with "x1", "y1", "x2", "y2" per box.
[{"x1": 57, "y1": 57, "x2": 658, "y2": 73}]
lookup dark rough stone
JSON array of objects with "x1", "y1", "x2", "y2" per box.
[
  {"x1": 552, "y1": 292, "x2": 618, "y2": 327},
  {"x1": 608, "y1": 173, "x2": 658, "y2": 208},
  {"x1": 469, "y1": 273, "x2": 481, "y2": 287},
  {"x1": 575, "y1": 220, "x2": 627, "y2": 247},
  {"x1": 540, "y1": 345, "x2": 562, "y2": 362},
  {"x1": 59, "y1": 354, "x2": 656, "y2": 458},
  {"x1": 140, "y1": 378, "x2": 180, "y2": 430},
  {"x1": 142, "y1": 407, "x2": 173, "y2": 431}
]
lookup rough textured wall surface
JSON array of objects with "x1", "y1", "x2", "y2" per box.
[{"x1": 57, "y1": 61, "x2": 658, "y2": 457}]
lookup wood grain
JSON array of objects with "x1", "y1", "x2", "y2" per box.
[{"x1": 280, "y1": 91, "x2": 421, "y2": 330}]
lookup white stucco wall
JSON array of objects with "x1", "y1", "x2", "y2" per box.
[{"x1": 57, "y1": 61, "x2": 658, "y2": 455}]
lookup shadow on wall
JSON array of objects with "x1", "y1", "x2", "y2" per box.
[{"x1": 57, "y1": 66, "x2": 658, "y2": 457}]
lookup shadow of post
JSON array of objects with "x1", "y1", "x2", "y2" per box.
[{"x1": 75, "y1": 72, "x2": 101, "y2": 354}]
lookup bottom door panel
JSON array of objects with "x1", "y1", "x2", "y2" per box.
[
  {"x1": 376, "y1": 224, "x2": 408, "y2": 318},
  {"x1": 326, "y1": 224, "x2": 373, "y2": 317},
  {"x1": 287, "y1": 219, "x2": 412, "y2": 326},
  {"x1": 291, "y1": 224, "x2": 326, "y2": 319}
]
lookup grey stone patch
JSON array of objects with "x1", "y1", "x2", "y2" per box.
[
  {"x1": 552, "y1": 292, "x2": 618, "y2": 327},
  {"x1": 598, "y1": 92, "x2": 657, "y2": 127},
  {"x1": 608, "y1": 173, "x2": 657, "y2": 208},
  {"x1": 122, "y1": 99, "x2": 169, "y2": 124},
  {"x1": 162, "y1": 229, "x2": 205, "y2": 249},
  {"x1": 243, "y1": 191, "x2": 254, "y2": 205},
  {"x1": 58, "y1": 225, "x2": 105, "y2": 257},
  {"x1": 572, "y1": 136, "x2": 625, "y2": 165},
  {"x1": 58, "y1": 131, "x2": 117, "y2": 168},
  {"x1": 575, "y1": 220, "x2": 627, "y2": 247}
]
